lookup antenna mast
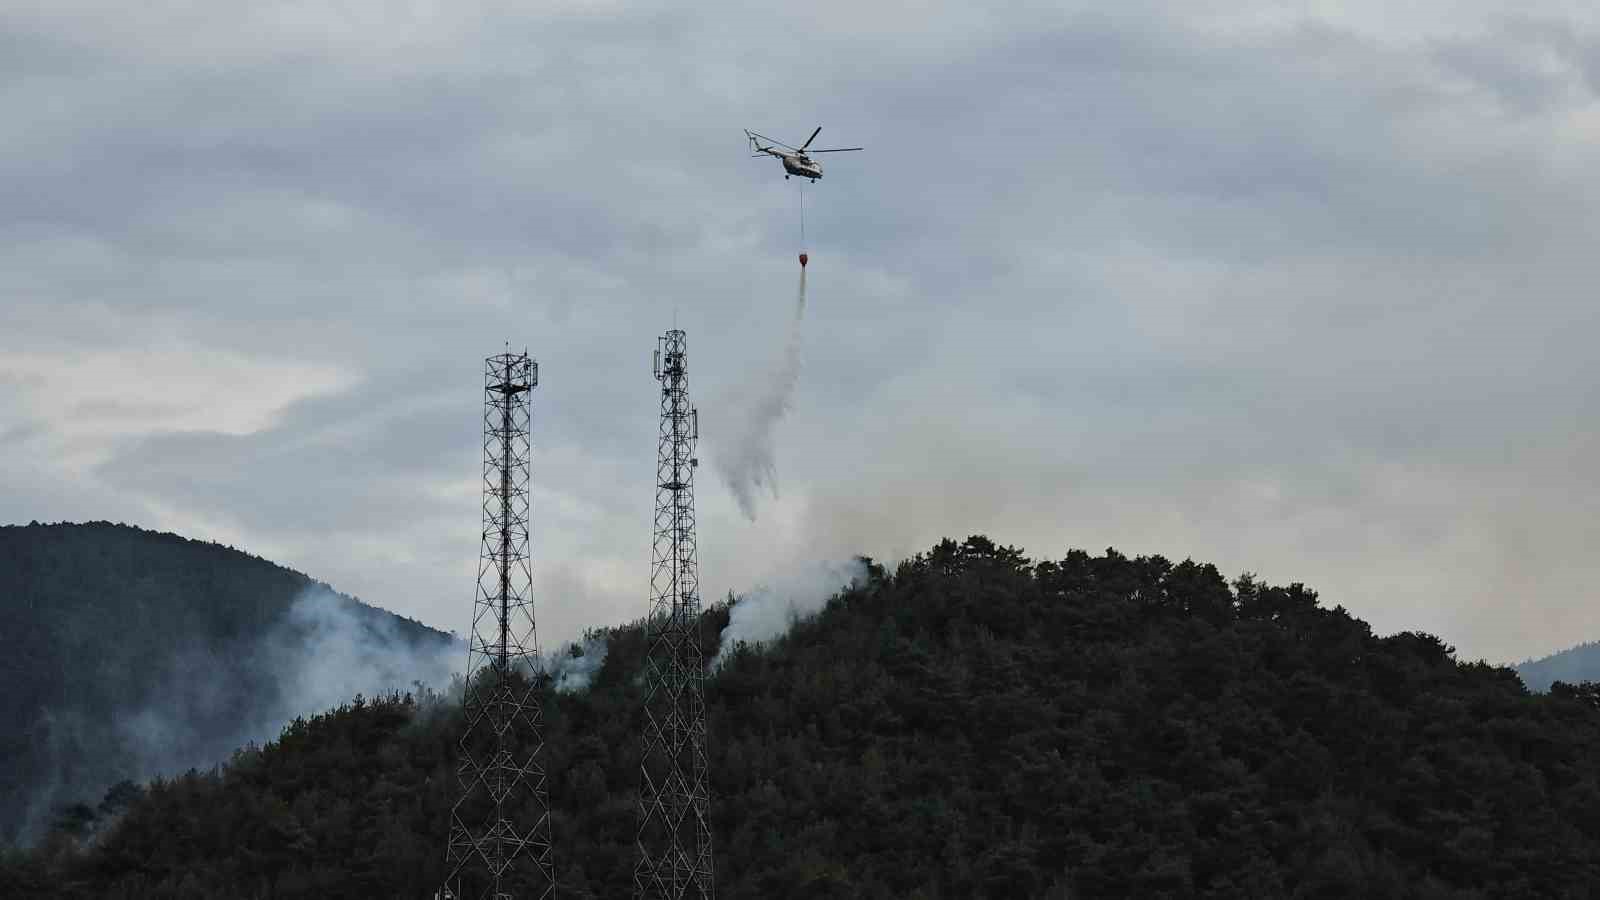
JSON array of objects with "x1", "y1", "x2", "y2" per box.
[
  {"x1": 442, "y1": 350, "x2": 556, "y2": 900},
  {"x1": 636, "y1": 330, "x2": 715, "y2": 899}
]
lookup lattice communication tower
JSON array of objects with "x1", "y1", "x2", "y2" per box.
[
  {"x1": 635, "y1": 329, "x2": 715, "y2": 899},
  {"x1": 441, "y1": 351, "x2": 556, "y2": 900}
]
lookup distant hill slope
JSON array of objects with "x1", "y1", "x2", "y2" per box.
[
  {"x1": 9, "y1": 537, "x2": 1600, "y2": 897},
  {"x1": 0, "y1": 521, "x2": 454, "y2": 847},
  {"x1": 1519, "y1": 641, "x2": 1600, "y2": 692}
]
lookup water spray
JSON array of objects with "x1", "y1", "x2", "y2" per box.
[{"x1": 716, "y1": 254, "x2": 808, "y2": 520}]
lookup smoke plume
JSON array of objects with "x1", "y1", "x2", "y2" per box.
[
  {"x1": 262, "y1": 589, "x2": 460, "y2": 718},
  {"x1": 712, "y1": 557, "x2": 865, "y2": 668},
  {"x1": 16, "y1": 587, "x2": 460, "y2": 846},
  {"x1": 716, "y1": 266, "x2": 807, "y2": 520},
  {"x1": 542, "y1": 633, "x2": 610, "y2": 694}
]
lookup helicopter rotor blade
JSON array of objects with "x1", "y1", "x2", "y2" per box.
[
  {"x1": 800, "y1": 126, "x2": 823, "y2": 150},
  {"x1": 808, "y1": 147, "x2": 863, "y2": 153}
]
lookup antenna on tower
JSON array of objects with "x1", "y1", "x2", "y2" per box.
[
  {"x1": 440, "y1": 350, "x2": 556, "y2": 900},
  {"x1": 636, "y1": 329, "x2": 715, "y2": 899}
]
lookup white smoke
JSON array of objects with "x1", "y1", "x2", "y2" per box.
[
  {"x1": 262, "y1": 589, "x2": 460, "y2": 717},
  {"x1": 711, "y1": 557, "x2": 865, "y2": 669},
  {"x1": 542, "y1": 633, "x2": 610, "y2": 694},
  {"x1": 17, "y1": 587, "x2": 461, "y2": 846},
  {"x1": 121, "y1": 589, "x2": 463, "y2": 773},
  {"x1": 716, "y1": 266, "x2": 807, "y2": 520}
]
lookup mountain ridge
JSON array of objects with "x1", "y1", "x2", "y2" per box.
[
  {"x1": 1517, "y1": 640, "x2": 1600, "y2": 693},
  {"x1": 7, "y1": 535, "x2": 1600, "y2": 897}
]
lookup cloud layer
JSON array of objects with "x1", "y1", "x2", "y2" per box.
[{"x1": 3, "y1": 2, "x2": 1599, "y2": 662}]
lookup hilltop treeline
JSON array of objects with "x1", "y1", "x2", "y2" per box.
[
  {"x1": 1519, "y1": 640, "x2": 1600, "y2": 693},
  {"x1": 7, "y1": 536, "x2": 1600, "y2": 897}
]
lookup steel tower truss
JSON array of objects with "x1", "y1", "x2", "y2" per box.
[
  {"x1": 635, "y1": 329, "x2": 715, "y2": 899},
  {"x1": 442, "y1": 351, "x2": 556, "y2": 900}
]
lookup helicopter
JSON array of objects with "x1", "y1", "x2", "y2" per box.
[{"x1": 745, "y1": 126, "x2": 862, "y2": 182}]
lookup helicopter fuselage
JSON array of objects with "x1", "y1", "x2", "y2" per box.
[{"x1": 780, "y1": 154, "x2": 822, "y2": 180}]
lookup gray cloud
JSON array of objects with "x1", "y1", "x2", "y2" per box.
[{"x1": 3, "y1": 3, "x2": 1598, "y2": 663}]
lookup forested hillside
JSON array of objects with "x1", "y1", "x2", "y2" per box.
[
  {"x1": 7, "y1": 536, "x2": 1600, "y2": 897},
  {"x1": 0, "y1": 522, "x2": 452, "y2": 847},
  {"x1": 1519, "y1": 641, "x2": 1600, "y2": 693}
]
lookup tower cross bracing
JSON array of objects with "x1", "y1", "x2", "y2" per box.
[
  {"x1": 635, "y1": 329, "x2": 715, "y2": 900},
  {"x1": 442, "y1": 351, "x2": 556, "y2": 900}
]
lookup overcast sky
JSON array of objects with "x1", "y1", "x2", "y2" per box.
[{"x1": 3, "y1": 1, "x2": 1597, "y2": 664}]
